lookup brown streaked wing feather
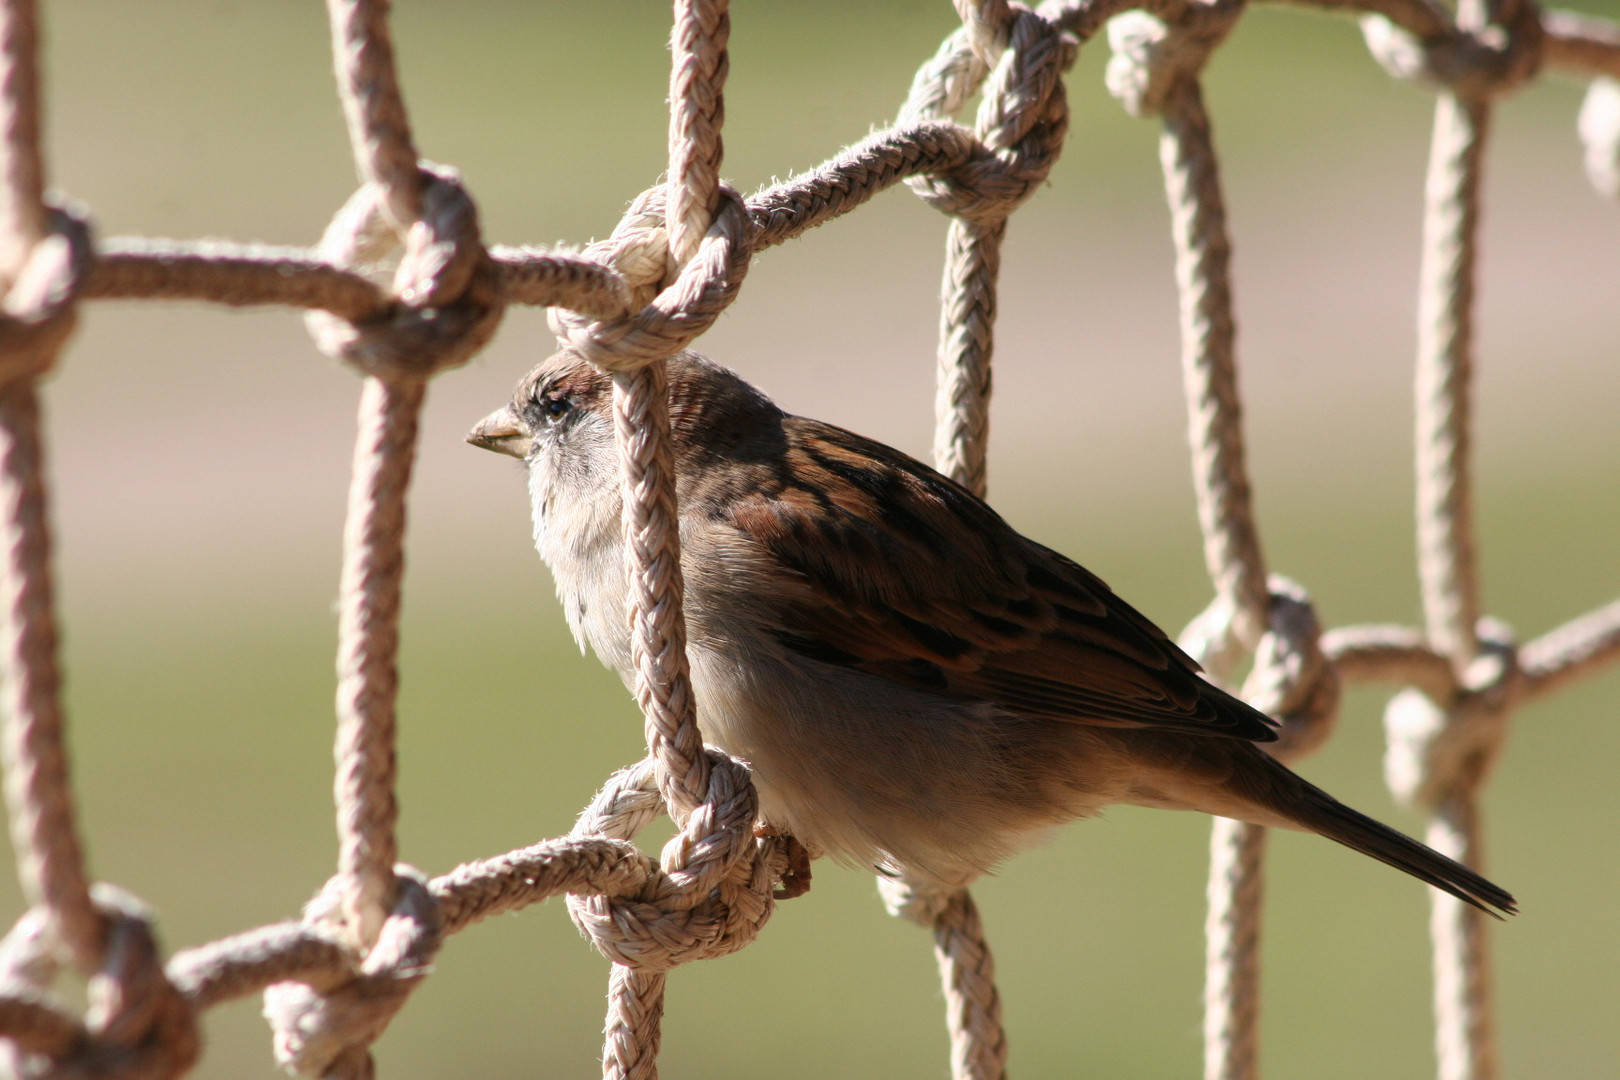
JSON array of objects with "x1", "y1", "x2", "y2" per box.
[{"x1": 725, "y1": 417, "x2": 1279, "y2": 743}]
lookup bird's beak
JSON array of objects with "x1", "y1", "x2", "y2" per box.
[{"x1": 466, "y1": 405, "x2": 534, "y2": 459}]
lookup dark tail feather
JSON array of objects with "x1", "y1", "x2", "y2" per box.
[{"x1": 1288, "y1": 783, "x2": 1517, "y2": 918}]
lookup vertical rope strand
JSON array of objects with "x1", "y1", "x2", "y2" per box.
[
  {"x1": 0, "y1": 387, "x2": 97, "y2": 973},
  {"x1": 1413, "y1": 88, "x2": 1495, "y2": 1080},
  {"x1": 1160, "y1": 74, "x2": 1272, "y2": 1080},
  {"x1": 334, "y1": 374, "x2": 423, "y2": 951},
  {"x1": 594, "y1": 4, "x2": 731, "y2": 1073},
  {"x1": 610, "y1": 363, "x2": 709, "y2": 821},
  {"x1": 667, "y1": 0, "x2": 728, "y2": 266},
  {"x1": 934, "y1": 889, "x2": 1008, "y2": 1080},
  {"x1": 1414, "y1": 92, "x2": 1487, "y2": 670},
  {"x1": 0, "y1": 0, "x2": 98, "y2": 976},
  {"x1": 326, "y1": 0, "x2": 424, "y2": 230},
  {"x1": 933, "y1": 216, "x2": 1004, "y2": 498},
  {"x1": 1160, "y1": 76, "x2": 1269, "y2": 648},
  {"x1": 1425, "y1": 792, "x2": 1497, "y2": 1080},
  {"x1": 0, "y1": 0, "x2": 43, "y2": 279},
  {"x1": 603, "y1": 966, "x2": 665, "y2": 1080},
  {"x1": 1203, "y1": 818, "x2": 1266, "y2": 1080}
]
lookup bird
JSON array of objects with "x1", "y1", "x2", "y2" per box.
[{"x1": 467, "y1": 348, "x2": 1514, "y2": 916}]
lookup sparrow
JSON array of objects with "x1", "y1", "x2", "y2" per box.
[{"x1": 468, "y1": 348, "x2": 1514, "y2": 915}]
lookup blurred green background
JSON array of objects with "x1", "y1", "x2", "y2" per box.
[{"x1": 10, "y1": 0, "x2": 1617, "y2": 1077}]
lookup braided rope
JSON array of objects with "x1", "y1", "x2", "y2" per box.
[
  {"x1": 1411, "y1": 91, "x2": 1498, "y2": 1080},
  {"x1": 1415, "y1": 92, "x2": 1489, "y2": 671},
  {"x1": 0, "y1": 0, "x2": 41, "y2": 277},
  {"x1": 326, "y1": 0, "x2": 424, "y2": 230},
  {"x1": 323, "y1": 0, "x2": 429, "y2": 960},
  {"x1": 932, "y1": 889, "x2": 1008, "y2": 1080},
  {"x1": 667, "y1": 0, "x2": 729, "y2": 268},
  {"x1": 1103, "y1": 12, "x2": 1319, "y2": 1080},
  {"x1": 0, "y1": 0, "x2": 98, "y2": 984},
  {"x1": 0, "y1": 386, "x2": 96, "y2": 971},
  {"x1": 332, "y1": 375, "x2": 419, "y2": 954},
  {"x1": 610, "y1": 359, "x2": 712, "y2": 825},
  {"x1": 0, "y1": 2, "x2": 1611, "y2": 1079},
  {"x1": 1155, "y1": 70, "x2": 1266, "y2": 649},
  {"x1": 896, "y1": 5, "x2": 1081, "y2": 1075}
]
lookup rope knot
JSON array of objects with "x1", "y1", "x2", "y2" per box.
[
  {"x1": 1180, "y1": 575, "x2": 1340, "y2": 764},
  {"x1": 565, "y1": 753, "x2": 790, "y2": 974},
  {"x1": 305, "y1": 161, "x2": 504, "y2": 382},
  {"x1": 262, "y1": 866, "x2": 442, "y2": 1080},
  {"x1": 1104, "y1": 1, "x2": 1245, "y2": 118},
  {"x1": 549, "y1": 184, "x2": 752, "y2": 374},
  {"x1": 1384, "y1": 617, "x2": 1519, "y2": 810},
  {"x1": 0, "y1": 199, "x2": 94, "y2": 393},
  {"x1": 1242, "y1": 576, "x2": 1340, "y2": 763},
  {"x1": 1361, "y1": 6, "x2": 1544, "y2": 101},
  {"x1": 0, "y1": 886, "x2": 198, "y2": 1080},
  {"x1": 902, "y1": 4, "x2": 1073, "y2": 224}
]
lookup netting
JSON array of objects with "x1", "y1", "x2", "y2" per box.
[{"x1": 0, "y1": 2, "x2": 1615, "y2": 1080}]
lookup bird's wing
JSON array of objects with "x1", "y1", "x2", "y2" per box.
[{"x1": 720, "y1": 417, "x2": 1278, "y2": 743}]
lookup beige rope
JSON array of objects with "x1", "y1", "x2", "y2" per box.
[
  {"x1": 1426, "y1": 791, "x2": 1497, "y2": 1080},
  {"x1": 0, "y1": 2, "x2": 1615, "y2": 1078},
  {"x1": 1203, "y1": 818, "x2": 1264, "y2": 1080},
  {"x1": 322, "y1": 0, "x2": 427, "y2": 960},
  {"x1": 667, "y1": 0, "x2": 729, "y2": 267},
  {"x1": 1409, "y1": 85, "x2": 1501, "y2": 1080},
  {"x1": 1155, "y1": 75, "x2": 1267, "y2": 651},
  {"x1": 604, "y1": 966, "x2": 664, "y2": 1080},
  {"x1": 896, "y1": 5, "x2": 1083, "y2": 1076},
  {"x1": 610, "y1": 358, "x2": 711, "y2": 823},
  {"x1": 1364, "y1": 4, "x2": 1545, "y2": 1077},
  {"x1": 0, "y1": 0, "x2": 101, "y2": 984},
  {"x1": 0, "y1": 387, "x2": 98, "y2": 971},
  {"x1": 1107, "y1": 12, "x2": 1296, "y2": 1080},
  {"x1": 933, "y1": 217, "x2": 1003, "y2": 497},
  {"x1": 878, "y1": 879, "x2": 1007, "y2": 1080},
  {"x1": 932, "y1": 890, "x2": 1008, "y2": 1080},
  {"x1": 0, "y1": 0, "x2": 42, "y2": 280},
  {"x1": 326, "y1": 0, "x2": 423, "y2": 230},
  {"x1": 317, "y1": 0, "x2": 511, "y2": 971},
  {"x1": 332, "y1": 375, "x2": 419, "y2": 954},
  {"x1": 1415, "y1": 91, "x2": 1489, "y2": 672}
]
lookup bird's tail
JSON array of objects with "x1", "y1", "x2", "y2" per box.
[{"x1": 1269, "y1": 765, "x2": 1516, "y2": 918}]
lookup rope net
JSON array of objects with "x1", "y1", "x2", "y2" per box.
[{"x1": 0, "y1": 1, "x2": 1615, "y2": 1079}]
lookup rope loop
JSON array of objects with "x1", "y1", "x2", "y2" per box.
[
  {"x1": 262, "y1": 866, "x2": 442, "y2": 1080},
  {"x1": 565, "y1": 753, "x2": 791, "y2": 974},
  {"x1": 305, "y1": 160, "x2": 504, "y2": 382},
  {"x1": 1181, "y1": 575, "x2": 1340, "y2": 764},
  {"x1": 1361, "y1": 5, "x2": 1545, "y2": 101},
  {"x1": 0, "y1": 885, "x2": 198, "y2": 1080},
  {"x1": 1104, "y1": 0, "x2": 1245, "y2": 118},
  {"x1": 901, "y1": 4, "x2": 1074, "y2": 224},
  {"x1": 1384, "y1": 616, "x2": 1519, "y2": 811},
  {"x1": 550, "y1": 183, "x2": 752, "y2": 373},
  {"x1": 0, "y1": 199, "x2": 93, "y2": 395},
  {"x1": 1239, "y1": 575, "x2": 1340, "y2": 764}
]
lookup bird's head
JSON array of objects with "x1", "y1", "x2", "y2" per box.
[{"x1": 467, "y1": 349, "x2": 784, "y2": 472}]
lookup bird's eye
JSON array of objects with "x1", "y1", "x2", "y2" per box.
[{"x1": 542, "y1": 394, "x2": 571, "y2": 420}]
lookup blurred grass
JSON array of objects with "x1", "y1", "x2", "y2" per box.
[{"x1": 10, "y1": 1, "x2": 1620, "y2": 1078}]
